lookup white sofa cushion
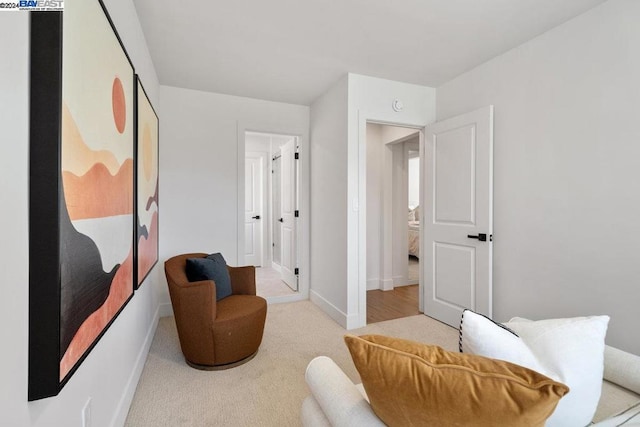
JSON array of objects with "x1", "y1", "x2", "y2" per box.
[
  {"x1": 459, "y1": 310, "x2": 609, "y2": 427},
  {"x1": 593, "y1": 403, "x2": 640, "y2": 426}
]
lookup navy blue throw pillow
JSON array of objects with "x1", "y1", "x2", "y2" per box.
[{"x1": 185, "y1": 253, "x2": 232, "y2": 301}]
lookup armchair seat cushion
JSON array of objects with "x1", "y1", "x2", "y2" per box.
[{"x1": 213, "y1": 295, "x2": 267, "y2": 365}]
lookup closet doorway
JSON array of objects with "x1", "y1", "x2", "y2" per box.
[
  {"x1": 244, "y1": 131, "x2": 299, "y2": 298},
  {"x1": 365, "y1": 123, "x2": 422, "y2": 324}
]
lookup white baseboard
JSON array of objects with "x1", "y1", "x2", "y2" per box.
[
  {"x1": 159, "y1": 302, "x2": 174, "y2": 318},
  {"x1": 381, "y1": 278, "x2": 394, "y2": 291},
  {"x1": 265, "y1": 293, "x2": 307, "y2": 305},
  {"x1": 271, "y1": 262, "x2": 282, "y2": 273},
  {"x1": 393, "y1": 275, "x2": 407, "y2": 286},
  {"x1": 345, "y1": 312, "x2": 364, "y2": 330},
  {"x1": 367, "y1": 278, "x2": 380, "y2": 290},
  {"x1": 309, "y1": 290, "x2": 348, "y2": 328},
  {"x1": 109, "y1": 304, "x2": 160, "y2": 427},
  {"x1": 394, "y1": 282, "x2": 417, "y2": 288}
]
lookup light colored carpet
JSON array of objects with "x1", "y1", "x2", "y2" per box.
[
  {"x1": 125, "y1": 300, "x2": 457, "y2": 426},
  {"x1": 256, "y1": 266, "x2": 296, "y2": 297}
]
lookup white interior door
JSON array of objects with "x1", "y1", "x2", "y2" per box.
[
  {"x1": 280, "y1": 138, "x2": 298, "y2": 290},
  {"x1": 244, "y1": 154, "x2": 263, "y2": 266},
  {"x1": 272, "y1": 156, "x2": 282, "y2": 267},
  {"x1": 424, "y1": 106, "x2": 493, "y2": 327}
]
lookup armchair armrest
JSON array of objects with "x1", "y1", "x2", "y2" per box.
[
  {"x1": 167, "y1": 279, "x2": 216, "y2": 363},
  {"x1": 304, "y1": 356, "x2": 384, "y2": 427},
  {"x1": 604, "y1": 345, "x2": 640, "y2": 395},
  {"x1": 228, "y1": 265, "x2": 256, "y2": 295}
]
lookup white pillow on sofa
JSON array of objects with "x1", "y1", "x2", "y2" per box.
[{"x1": 459, "y1": 310, "x2": 609, "y2": 427}]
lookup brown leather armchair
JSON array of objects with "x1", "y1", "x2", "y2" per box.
[{"x1": 164, "y1": 253, "x2": 267, "y2": 369}]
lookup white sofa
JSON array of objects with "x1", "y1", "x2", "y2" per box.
[{"x1": 301, "y1": 345, "x2": 640, "y2": 426}]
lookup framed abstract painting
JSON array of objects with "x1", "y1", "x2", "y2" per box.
[
  {"x1": 29, "y1": 0, "x2": 135, "y2": 400},
  {"x1": 135, "y1": 77, "x2": 159, "y2": 288}
]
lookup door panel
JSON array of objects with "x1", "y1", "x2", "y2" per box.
[
  {"x1": 433, "y1": 242, "x2": 475, "y2": 309},
  {"x1": 244, "y1": 155, "x2": 263, "y2": 266},
  {"x1": 434, "y1": 125, "x2": 475, "y2": 224},
  {"x1": 424, "y1": 106, "x2": 493, "y2": 327},
  {"x1": 280, "y1": 138, "x2": 297, "y2": 290}
]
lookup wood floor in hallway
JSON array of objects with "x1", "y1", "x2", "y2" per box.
[{"x1": 367, "y1": 284, "x2": 421, "y2": 324}]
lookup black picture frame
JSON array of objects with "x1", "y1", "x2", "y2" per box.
[{"x1": 29, "y1": 1, "x2": 136, "y2": 401}]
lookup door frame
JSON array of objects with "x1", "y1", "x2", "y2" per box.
[
  {"x1": 357, "y1": 110, "x2": 429, "y2": 328},
  {"x1": 237, "y1": 125, "x2": 309, "y2": 304}
]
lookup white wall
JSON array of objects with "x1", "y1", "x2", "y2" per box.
[
  {"x1": 437, "y1": 0, "x2": 640, "y2": 355},
  {"x1": 408, "y1": 156, "x2": 420, "y2": 209},
  {"x1": 349, "y1": 74, "x2": 436, "y2": 327},
  {"x1": 365, "y1": 123, "x2": 384, "y2": 290},
  {"x1": 0, "y1": 1, "x2": 161, "y2": 425},
  {"x1": 308, "y1": 76, "x2": 350, "y2": 324},
  {"x1": 159, "y1": 86, "x2": 310, "y2": 307}
]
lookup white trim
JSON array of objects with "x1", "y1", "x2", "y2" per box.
[
  {"x1": 393, "y1": 275, "x2": 408, "y2": 286},
  {"x1": 367, "y1": 278, "x2": 381, "y2": 291},
  {"x1": 310, "y1": 290, "x2": 348, "y2": 328},
  {"x1": 418, "y1": 131, "x2": 425, "y2": 313},
  {"x1": 381, "y1": 278, "x2": 394, "y2": 291},
  {"x1": 109, "y1": 304, "x2": 160, "y2": 427},
  {"x1": 271, "y1": 262, "x2": 282, "y2": 273},
  {"x1": 265, "y1": 293, "x2": 307, "y2": 305}
]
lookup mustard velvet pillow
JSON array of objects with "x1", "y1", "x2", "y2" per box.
[{"x1": 344, "y1": 334, "x2": 569, "y2": 427}]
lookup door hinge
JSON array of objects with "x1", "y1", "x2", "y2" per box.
[
  {"x1": 294, "y1": 210, "x2": 299, "y2": 217},
  {"x1": 294, "y1": 268, "x2": 299, "y2": 275},
  {"x1": 294, "y1": 152, "x2": 299, "y2": 160}
]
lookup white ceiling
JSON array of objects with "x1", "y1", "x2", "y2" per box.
[{"x1": 132, "y1": 0, "x2": 606, "y2": 106}]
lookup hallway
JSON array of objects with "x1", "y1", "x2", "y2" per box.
[{"x1": 255, "y1": 266, "x2": 296, "y2": 298}]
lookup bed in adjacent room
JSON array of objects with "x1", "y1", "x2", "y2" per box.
[{"x1": 408, "y1": 206, "x2": 420, "y2": 258}]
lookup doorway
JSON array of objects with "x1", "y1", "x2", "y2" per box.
[
  {"x1": 244, "y1": 131, "x2": 299, "y2": 298},
  {"x1": 365, "y1": 123, "x2": 422, "y2": 324}
]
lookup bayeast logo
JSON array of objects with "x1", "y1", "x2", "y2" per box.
[{"x1": 19, "y1": 0, "x2": 63, "y2": 10}]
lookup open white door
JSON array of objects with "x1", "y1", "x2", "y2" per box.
[
  {"x1": 424, "y1": 106, "x2": 493, "y2": 327},
  {"x1": 280, "y1": 138, "x2": 298, "y2": 290},
  {"x1": 244, "y1": 154, "x2": 263, "y2": 266}
]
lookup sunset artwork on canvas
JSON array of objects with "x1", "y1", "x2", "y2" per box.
[
  {"x1": 58, "y1": 0, "x2": 134, "y2": 381},
  {"x1": 136, "y1": 79, "x2": 159, "y2": 287}
]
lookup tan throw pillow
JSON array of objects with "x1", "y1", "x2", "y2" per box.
[{"x1": 344, "y1": 334, "x2": 569, "y2": 427}]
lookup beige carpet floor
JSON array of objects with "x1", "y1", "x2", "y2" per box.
[
  {"x1": 256, "y1": 266, "x2": 296, "y2": 298},
  {"x1": 125, "y1": 301, "x2": 457, "y2": 426}
]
